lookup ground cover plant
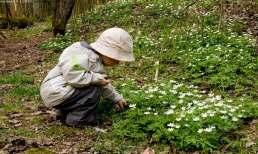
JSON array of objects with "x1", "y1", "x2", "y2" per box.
[{"x1": 1, "y1": 0, "x2": 258, "y2": 153}]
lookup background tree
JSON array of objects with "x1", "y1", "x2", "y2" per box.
[{"x1": 52, "y1": 0, "x2": 75, "y2": 36}]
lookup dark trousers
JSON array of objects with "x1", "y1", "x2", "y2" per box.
[{"x1": 54, "y1": 86, "x2": 101, "y2": 127}]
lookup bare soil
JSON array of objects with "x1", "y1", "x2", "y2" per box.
[{"x1": 0, "y1": 32, "x2": 51, "y2": 74}]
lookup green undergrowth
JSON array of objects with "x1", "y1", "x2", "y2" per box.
[
  {"x1": 112, "y1": 79, "x2": 258, "y2": 151},
  {"x1": 39, "y1": 32, "x2": 77, "y2": 51},
  {"x1": 33, "y1": 0, "x2": 258, "y2": 152},
  {"x1": 0, "y1": 71, "x2": 33, "y2": 85},
  {"x1": 0, "y1": 71, "x2": 39, "y2": 112}
]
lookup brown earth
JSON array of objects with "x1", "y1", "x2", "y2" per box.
[{"x1": 0, "y1": 32, "x2": 51, "y2": 74}]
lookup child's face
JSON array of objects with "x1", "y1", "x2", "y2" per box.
[{"x1": 101, "y1": 55, "x2": 120, "y2": 66}]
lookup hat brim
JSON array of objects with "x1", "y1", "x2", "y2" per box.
[{"x1": 90, "y1": 42, "x2": 135, "y2": 62}]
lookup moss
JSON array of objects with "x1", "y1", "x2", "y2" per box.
[{"x1": 25, "y1": 148, "x2": 55, "y2": 154}]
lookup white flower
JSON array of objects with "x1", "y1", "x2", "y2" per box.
[
  {"x1": 160, "y1": 91, "x2": 167, "y2": 95},
  {"x1": 232, "y1": 117, "x2": 238, "y2": 122},
  {"x1": 178, "y1": 100, "x2": 184, "y2": 104},
  {"x1": 193, "y1": 117, "x2": 200, "y2": 121},
  {"x1": 197, "y1": 129, "x2": 203, "y2": 133},
  {"x1": 164, "y1": 109, "x2": 174, "y2": 115},
  {"x1": 129, "y1": 104, "x2": 136, "y2": 109},
  {"x1": 167, "y1": 123, "x2": 175, "y2": 127},
  {"x1": 160, "y1": 83, "x2": 166, "y2": 86},
  {"x1": 204, "y1": 127, "x2": 214, "y2": 132},
  {"x1": 175, "y1": 124, "x2": 181, "y2": 129},
  {"x1": 176, "y1": 117, "x2": 182, "y2": 121},
  {"x1": 237, "y1": 114, "x2": 243, "y2": 118},
  {"x1": 147, "y1": 107, "x2": 152, "y2": 111},
  {"x1": 221, "y1": 115, "x2": 228, "y2": 119},
  {"x1": 184, "y1": 124, "x2": 189, "y2": 127},
  {"x1": 154, "y1": 112, "x2": 158, "y2": 115},
  {"x1": 215, "y1": 95, "x2": 222, "y2": 101},
  {"x1": 209, "y1": 113, "x2": 215, "y2": 117},
  {"x1": 121, "y1": 83, "x2": 127, "y2": 87},
  {"x1": 208, "y1": 92, "x2": 214, "y2": 97},
  {"x1": 169, "y1": 80, "x2": 177, "y2": 83},
  {"x1": 180, "y1": 114, "x2": 186, "y2": 118},
  {"x1": 220, "y1": 110, "x2": 227, "y2": 114},
  {"x1": 168, "y1": 128, "x2": 174, "y2": 132},
  {"x1": 227, "y1": 99, "x2": 233, "y2": 103},
  {"x1": 200, "y1": 90, "x2": 206, "y2": 94},
  {"x1": 179, "y1": 93, "x2": 186, "y2": 99},
  {"x1": 144, "y1": 111, "x2": 151, "y2": 115},
  {"x1": 170, "y1": 105, "x2": 176, "y2": 109},
  {"x1": 162, "y1": 101, "x2": 168, "y2": 104},
  {"x1": 201, "y1": 113, "x2": 208, "y2": 118},
  {"x1": 230, "y1": 108, "x2": 236, "y2": 112}
]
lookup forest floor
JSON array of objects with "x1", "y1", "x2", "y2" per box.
[{"x1": 1, "y1": 0, "x2": 258, "y2": 153}]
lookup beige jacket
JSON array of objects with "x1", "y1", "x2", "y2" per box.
[{"x1": 40, "y1": 41, "x2": 124, "y2": 107}]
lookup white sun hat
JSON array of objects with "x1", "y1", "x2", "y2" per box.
[{"x1": 90, "y1": 27, "x2": 135, "y2": 62}]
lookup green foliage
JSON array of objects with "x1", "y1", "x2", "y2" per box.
[
  {"x1": 25, "y1": 148, "x2": 55, "y2": 154},
  {"x1": 74, "y1": 0, "x2": 258, "y2": 151},
  {"x1": 0, "y1": 72, "x2": 33, "y2": 85},
  {"x1": 39, "y1": 32, "x2": 77, "y2": 51},
  {"x1": 8, "y1": 85, "x2": 39, "y2": 97},
  {"x1": 170, "y1": 28, "x2": 258, "y2": 92}
]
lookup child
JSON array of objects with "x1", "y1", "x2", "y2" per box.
[{"x1": 40, "y1": 27, "x2": 134, "y2": 127}]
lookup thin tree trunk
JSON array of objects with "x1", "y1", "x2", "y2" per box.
[
  {"x1": 4, "y1": 0, "x2": 12, "y2": 20},
  {"x1": 53, "y1": 0, "x2": 76, "y2": 36}
]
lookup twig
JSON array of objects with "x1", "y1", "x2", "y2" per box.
[
  {"x1": 218, "y1": 0, "x2": 224, "y2": 31},
  {"x1": 154, "y1": 61, "x2": 159, "y2": 82}
]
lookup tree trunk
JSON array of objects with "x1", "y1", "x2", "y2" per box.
[
  {"x1": 4, "y1": 0, "x2": 12, "y2": 21},
  {"x1": 52, "y1": 0, "x2": 76, "y2": 36}
]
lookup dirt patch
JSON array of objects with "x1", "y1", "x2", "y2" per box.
[
  {"x1": 223, "y1": 0, "x2": 258, "y2": 53},
  {"x1": 0, "y1": 32, "x2": 51, "y2": 74}
]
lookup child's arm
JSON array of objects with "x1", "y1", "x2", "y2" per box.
[
  {"x1": 59, "y1": 55, "x2": 106, "y2": 87},
  {"x1": 102, "y1": 83, "x2": 125, "y2": 104}
]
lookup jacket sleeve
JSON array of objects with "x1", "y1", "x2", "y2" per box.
[
  {"x1": 102, "y1": 83, "x2": 124, "y2": 103},
  {"x1": 59, "y1": 54, "x2": 106, "y2": 88}
]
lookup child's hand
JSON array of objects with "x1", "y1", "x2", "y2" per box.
[
  {"x1": 115, "y1": 100, "x2": 128, "y2": 112},
  {"x1": 96, "y1": 78, "x2": 111, "y2": 86}
]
